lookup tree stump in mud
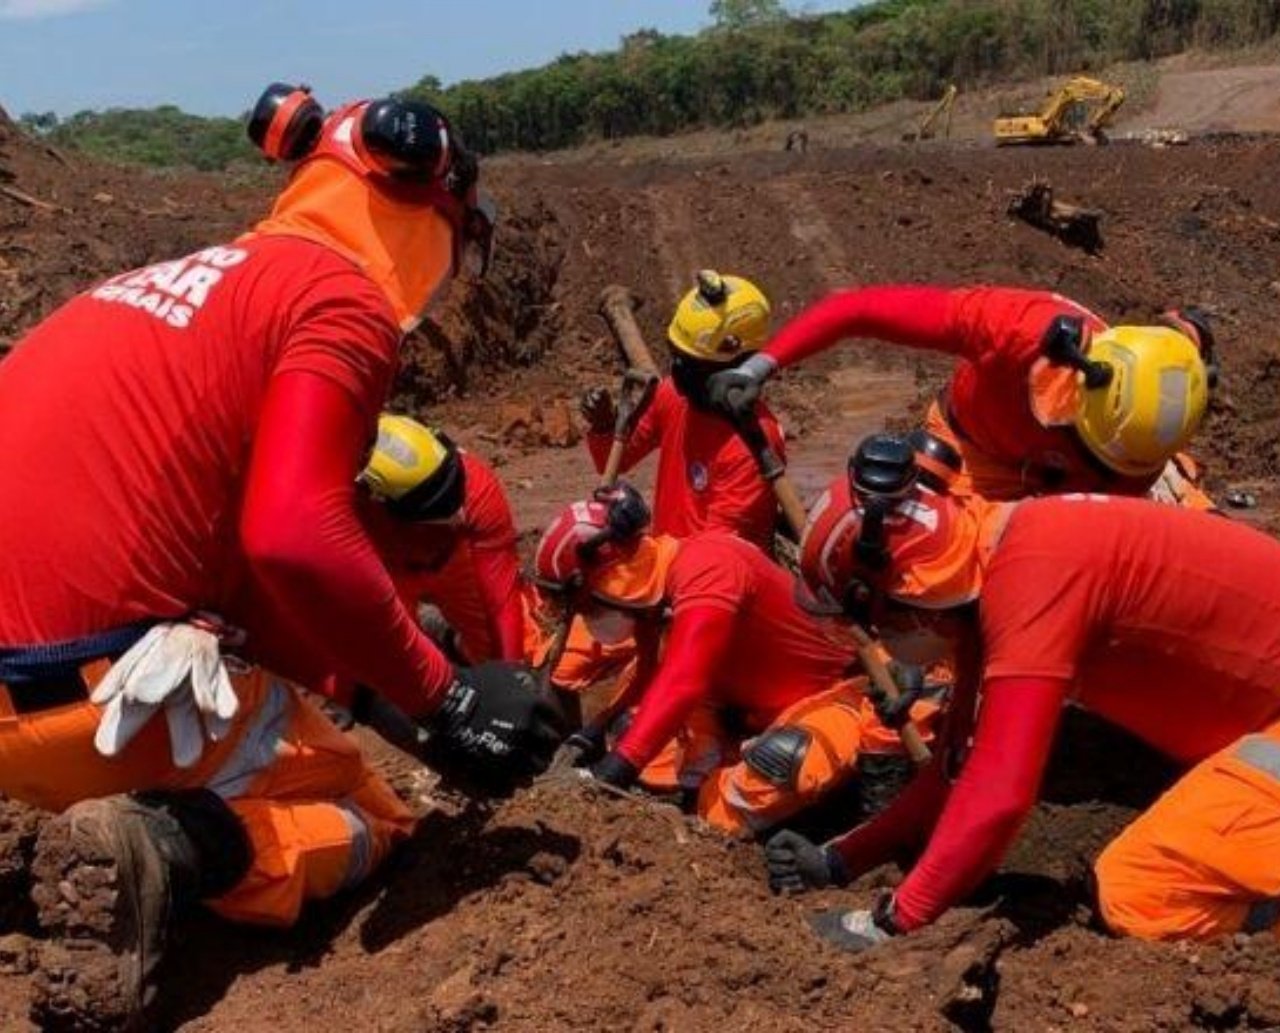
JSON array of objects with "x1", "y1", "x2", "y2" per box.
[{"x1": 1006, "y1": 180, "x2": 1103, "y2": 254}]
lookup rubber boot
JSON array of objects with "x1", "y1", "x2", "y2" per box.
[{"x1": 29, "y1": 790, "x2": 250, "y2": 1032}]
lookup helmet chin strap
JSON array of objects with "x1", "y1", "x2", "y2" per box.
[{"x1": 843, "y1": 435, "x2": 921, "y2": 627}]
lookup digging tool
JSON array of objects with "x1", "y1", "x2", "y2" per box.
[
  {"x1": 734, "y1": 413, "x2": 933, "y2": 766},
  {"x1": 536, "y1": 605, "x2": 574, "y2": 692},
  {"x1": 598, "y1": 285, "x2": 661, "y2": 375},
  {"x1": 541, "y1": 625, "x2": 659, "y2": 776},
  {"x1": 601, "y1": 367, "x2": 660, "y2": 488}
]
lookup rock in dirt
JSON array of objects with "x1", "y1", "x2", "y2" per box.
[
  {"x1": 0, "y1": 934, "x2": 33, "y2": 976},
  {"x1": 498, "y1": 399, "x2": 581, "y2": 449}
]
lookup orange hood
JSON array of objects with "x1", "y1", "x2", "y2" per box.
[
  {"x1": 587, "y1": 534, "x2": 680, "y2": 611},
  {"x1": 248, "y1": 103, "x2": 457, "y2": 332}
]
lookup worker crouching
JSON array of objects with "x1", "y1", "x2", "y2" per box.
[
  {"x1": 0, "y1": 83, "x2": 560, "y2": 1031},
  {"x1": 359, "y1": 413, "x2": 542, "y2": 665},
  {"x1": 533, "y1": 484, "x2": 935, "y2": 835},
  {"x1": 770, "y1": 433, "x2": 1280, "y2": 951}
]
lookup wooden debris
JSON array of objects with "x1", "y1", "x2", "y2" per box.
[
  {"x1": 0, "y1": 184, "x2": 69, "y2": 214},
  {"x1": 1006, "y1": 179, "x2": 1102, "y2": 254}
]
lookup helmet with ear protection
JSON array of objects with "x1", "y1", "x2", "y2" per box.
[{"x1": 247, "y1": 83, "x2": 324, "y2": 162}]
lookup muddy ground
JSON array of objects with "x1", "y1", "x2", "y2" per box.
[{"x1": 3, "y1": 92, "x2": 1280, "y2": 1030}]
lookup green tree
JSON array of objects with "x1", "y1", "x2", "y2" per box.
[
  {"x1": 709, "y1": 0, "x2": 787, "y2": 30},
  {"x1": 18, "y1": 111, "x2": 59, "y2": 135}
]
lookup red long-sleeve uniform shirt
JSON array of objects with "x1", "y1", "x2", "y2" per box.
[
  {"x1": 848, "y1": 496, "x2": 1280, "y2": 930},
  {"x1": 361, "y1": 451, "x2": 525, "y2": 663},
  {"x1": 0, "y1": 236, "x2": 453, "y2": 715},
  {"x1": 762, "y1": 285, "x2": 1121, "y2": 491},
  {"x1": 615, "y1": 533, "x2": 852, "y2": 770},
  {"x1": 586, "y1": 378, "x2": 786, "y2": 551}
]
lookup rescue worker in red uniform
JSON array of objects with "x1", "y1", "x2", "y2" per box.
[
  {"x1": 705, "y1": 284, "x2": 1216, "y2": 506},
  {"x1": 561, "y1": 271, "x2": 786, "y2": 693},
  {"x1": 0, "y1": 85, "x2": 561, "y2": 1029},
  {"x1": 580, "y1": 270, "x2": 785, "y2": 551},
  {"x1": 359, "y1": 414, "x2": 532, "y2": 664},
  {"x1": 767, "y1": 433, "x2": 1280, "y2": 950},
  {"x1": 532, "y1": 485, "x2": 933, "y2": 835}
]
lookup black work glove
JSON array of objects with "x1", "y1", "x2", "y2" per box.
[
  {"x1": 589, "y1": 751, "x2": 640, "y2": 789},
  {"x1": 873, "y1": 661, "x2": 927, "y2": 731},
  {"x1": 808, "y1": 894, "x2": 901, "y2": 953},
  {"x1": 427, "y1": 662, "x2": 567, "y2": 783},
  {"x1": 315, "y1": 693, "x2": 357, "y2": 732},
  {"x1": 765, "y1": 829, "x2": 849, "y2": 894},
  {"x1": 705, "y1": 353, "x2": 777, "y2": 423},
  {"x1": 580, "y1": 387, "x2": 617, "y2": 434}
]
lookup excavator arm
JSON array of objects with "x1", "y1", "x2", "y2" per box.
[{"x1": 903, "y1": 84, "x2": 958, "y2": 143}]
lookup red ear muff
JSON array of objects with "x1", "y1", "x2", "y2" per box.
[{"x1": 248, "y1": 83, "x2": 323, "y2": 162}]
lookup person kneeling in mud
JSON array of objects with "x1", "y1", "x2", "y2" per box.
[
  {"x1": 532, "y1": 483, "x2": 938, "y2": 835},
  {"x1": 769, "y1": 433, "x2": 1280, "y2": 950}
]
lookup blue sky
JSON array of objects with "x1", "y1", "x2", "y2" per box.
[{"x1": 0, "y1": 0, "x2": 860, "y2": 118}]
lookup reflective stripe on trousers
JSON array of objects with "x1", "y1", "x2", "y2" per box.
[
  {"x1": 336, "y1": 800, "x2": 373, "y2": 889},
  {"x1": 204, "y1": 678, "x2": 290, "y2": 799},
  {"x1": 1234, "y1": 734, "x2": 1280, "y2": 933}
]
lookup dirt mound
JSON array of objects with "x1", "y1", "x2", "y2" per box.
[
  {"x1": 1129, "y1": 64, "x2": 1280, "y2": 135},
  {"x1": 0, "y1": 116, "x2": 567, "y2": 404},
  {"x1": 391, "y1": 195, "x2": 567, "y2": 412},
  {"x1": 0, "y1": 715, "x2": 1268, "y2": 1031}
]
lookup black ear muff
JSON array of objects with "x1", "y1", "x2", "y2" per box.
[
  {"x1": 906, "y1": 429, "x2": 962, "y2": 493},
  {"x1": 850, "y1": 434, "x2": 918, "y2": 500},
  {"x1": 1042, "y1": 314, "x2": 1114, "y2": 390},
  {"x1": 353, "y1": 99, "x2": 452, "y2": 181},
  {"x1": 247, "y1": 83, "x2": 323, "y2": 162}
]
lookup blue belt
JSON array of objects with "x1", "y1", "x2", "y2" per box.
[{"x1": 0, "y1": 620, "x2": 155, "y2": 686}]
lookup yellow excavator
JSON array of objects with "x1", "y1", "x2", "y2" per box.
[
  {"x1": 903, "y1": 84, "x2": 957, "y2": 142},
  {"x1": 994, "y1": 76, "x2": 1125, "y2": 146}
]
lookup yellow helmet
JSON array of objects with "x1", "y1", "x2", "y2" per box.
[
  {"x1": 360, "y1": 414, "x2": 466, "y2": 521},
  {"x1": 667, "y1": 270, "x2": 771, "y2": 363},
  {"x1": 1075, "y1": 325, "x2": 1210, "y2": 478}
]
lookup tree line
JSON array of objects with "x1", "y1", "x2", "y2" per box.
[{"x1": 18, "y1": 0, "x2": 1280, "y2": 168}]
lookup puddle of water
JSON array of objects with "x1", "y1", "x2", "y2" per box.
[{"x1": 787, "y1": 366, "x2": 919, "y2": 503}]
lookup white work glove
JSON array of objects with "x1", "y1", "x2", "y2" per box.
[{"x1": 92, "y1": 623, "x2": 240, "y2": 768}]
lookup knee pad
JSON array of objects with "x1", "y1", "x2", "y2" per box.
[{"x1": 743, "y1": 725, "x2": 812, "y2": 789}]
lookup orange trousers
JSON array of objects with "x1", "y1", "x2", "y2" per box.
[
  {"x1": 0, "y1": 662, "x2": 414, "y2": 927},
  {"x1": 1095, "y1": 719, "x2": 1280, "y2": 941},
  {"x1": 922, "y1": 402, "x2": 1214, "y2": 509},
  {"x1": 636, "y1": 683, "x2": 939, "y2": 835}
]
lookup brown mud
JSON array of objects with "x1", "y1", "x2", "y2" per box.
[{"x1": 2, "y1": 100, "x2": 1280, "y2": 1029}]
